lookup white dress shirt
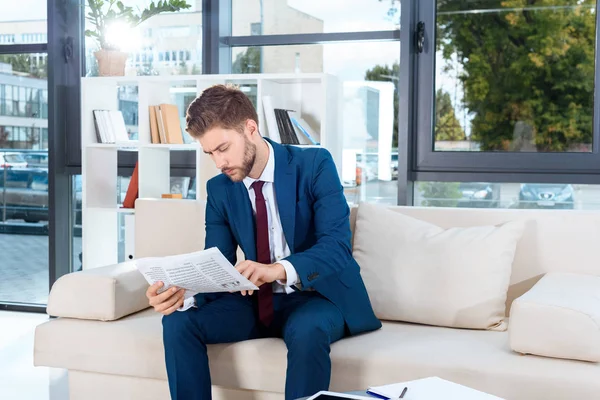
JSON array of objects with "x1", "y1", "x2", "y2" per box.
[
  {"x1": 241, "y1": 139, "x2": 299, "y2": 294},
  {"x1": 178, "y1": 140, "x2": 298, "y2": 311}
]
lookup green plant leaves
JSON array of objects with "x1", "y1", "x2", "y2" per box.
[
  {"x1": 85, "y1": 0, "x2": 191, "y2": 50},
  {"x1": 138, "y1": 1, "x2": 192, "y2": 25}
]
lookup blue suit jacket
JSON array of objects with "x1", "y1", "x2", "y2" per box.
[{"x1": 202, "y1": 139, "x2": 382, "y2": 336}]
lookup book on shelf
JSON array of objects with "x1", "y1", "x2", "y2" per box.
[
  {"x1": 288, "y1": 111, "x2": 320, "y2": 145},
  {"x1": 149, "y1": 106, "x2": 160, "y2": 144},
  {"x1": 261, "y1": 96, "x2": 281, "y2": 143},
  {"x1": 122, "y1": 162, "x2": 139, "y2": 209},
  {"x1": 92, "y1": 110, "x2": 130, "y2": 143},
  {"x1": 261, "y1": 96, "x2": 320, "y2": 146},
  {"x1": 149, "y1": 103, "x2": 184, "y2": 144}
]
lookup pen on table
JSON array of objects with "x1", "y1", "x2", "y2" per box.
[
  {"x1": 399, "y1": 387, "x2": 408, "y2": 398},
  {"x1": 365, "y1": 391, "x2": 388, "y2": 400}
]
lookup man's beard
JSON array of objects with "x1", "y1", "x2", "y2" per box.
[{"x1": 223, "y1": 138, "x2": 256, "y2": 182}]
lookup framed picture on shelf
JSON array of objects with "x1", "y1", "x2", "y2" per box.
[{"x1": 170, "y1": 176, "x2": 191, "y2": 199}]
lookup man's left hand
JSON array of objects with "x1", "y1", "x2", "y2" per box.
[{"x1": 236, "y1": 261, "x2": 286, "y2": 296}]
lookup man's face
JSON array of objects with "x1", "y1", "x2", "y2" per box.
[{"x1": 199, "y1": 125, "x2": 256, "y2": 182}]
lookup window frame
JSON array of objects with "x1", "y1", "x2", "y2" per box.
[{"x1": 409, "y1": 0, "x2": 600, "y2": 178}]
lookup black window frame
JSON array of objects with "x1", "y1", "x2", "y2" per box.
[{"x1": 404, "y1": 0, "x2": 600, "y2": 186}]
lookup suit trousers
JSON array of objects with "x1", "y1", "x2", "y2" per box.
[{"x1": 162, "y1": 290, "x2": 346, "y2": 400}]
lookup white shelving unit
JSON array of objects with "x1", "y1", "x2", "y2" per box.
[{"x1": 81, "y1": 73, "x2": 342, "y2": 270}]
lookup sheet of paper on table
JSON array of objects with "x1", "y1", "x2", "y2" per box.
[{"x1": 367, "y1": 376, "x2": 504, "y2": 400}]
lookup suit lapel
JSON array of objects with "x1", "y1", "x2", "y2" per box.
[
  {"x1": 225, "y1": 139, "x2": 297, "y2": 260},
  {"x1": 271, "y1": 140, "x2": 297, "y2": 251},
  {"x1": 226, "y1": 181, "x2": 256, "y2": 261}
]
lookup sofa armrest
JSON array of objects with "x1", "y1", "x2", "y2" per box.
[
  {"x1": 509, "y1": 272, "x2": 600, "y2": 362},
  {"x1": 47, "y1": 262, "x2": 150, "y2": 321}
]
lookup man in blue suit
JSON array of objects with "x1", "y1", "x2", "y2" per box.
[{"x1": 146, "y1": 84, "x2": 381, "y2": 400}]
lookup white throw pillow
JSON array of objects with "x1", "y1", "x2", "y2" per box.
[
  {"x1": 353, "y1": 202, "x2": 526, "y2": 331},
  {"x1": 509, "y1": 272, "x2": 600, "y2": 362}
]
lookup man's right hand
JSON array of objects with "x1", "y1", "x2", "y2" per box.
[{"x1": 146, "y1": 281, "x2": 186, "y2": 316}]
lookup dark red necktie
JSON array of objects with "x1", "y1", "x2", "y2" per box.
[{"x1": 252, "y1": 180, "x2": 274, "y2": 326}]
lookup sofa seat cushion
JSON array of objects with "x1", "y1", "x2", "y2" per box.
[
  {"x1": 34, "y1": 308, "x2": 600, "y2": 399},
  {"x1": 509, "y1": 272, "x2": 600, "y2": 362}
]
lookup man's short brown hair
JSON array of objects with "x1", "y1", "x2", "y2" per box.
[{"x1": 185, "y1": 84, "x2": 259, "y2": 138}]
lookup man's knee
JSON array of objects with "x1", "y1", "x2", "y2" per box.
[
  {"x1": 162, "y1": 311, "x2": 198, "y2": 343},
  {"x1": 285, "y1": 323, "x2": 331, "y2": 351}
]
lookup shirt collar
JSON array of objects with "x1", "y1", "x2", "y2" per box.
[{"x1": 243, "y1": 139, "x2": 275, "y2": 191}]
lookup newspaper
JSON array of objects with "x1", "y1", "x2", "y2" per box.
[{"x1": 135, "y1": 247, "x2": 259, "y2": 297}]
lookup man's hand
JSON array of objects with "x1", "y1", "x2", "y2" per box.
[
  {"x1": 146, "y1": 281, "x2": 186, "y2": 315},
  {"x1": 236, "y1": 261, "x2": 286, "y2": 296}
]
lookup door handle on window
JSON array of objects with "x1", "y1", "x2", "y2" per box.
[{"x1": 416, "y1": 21, "x2": 425, "y2": 53}]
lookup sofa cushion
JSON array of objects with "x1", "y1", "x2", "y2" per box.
[
  {"x1": 349, "y1": 206, "x2": 600, "y2": 317},
  {"x1": 509, "y1": 272, "x2": 600, "y2": 362},
  {"x1": 34, "y1": 309, "x2": 600, "y2": 400},
  {"x1": 352, "y1": 202, "x2": 525, "y2": 330},
  {"x1": 46, "y1": 262, "x2": 150, "y2": 321}
]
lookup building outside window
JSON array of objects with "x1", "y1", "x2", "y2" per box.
[{"x1": 0, "y1": 67, "x2": 48, "y2": 149}]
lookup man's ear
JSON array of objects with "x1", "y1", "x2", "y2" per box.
[{"x1": 246, "y1": 119, "x2": 260, "y2": 137}]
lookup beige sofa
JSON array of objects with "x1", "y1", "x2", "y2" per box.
[{"x1": 34, "y1": 199, "x2": 600, "y2": 400}]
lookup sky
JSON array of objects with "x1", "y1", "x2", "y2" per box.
[
  {"x1": 0, "y1": 0, "x2": 46, "y2": 21},
  {"x1": 288, "y1": 0, "x2": 399, "y2": 32},
  {"x1": 287, "y1": 0, "x2": 400, "y2": 81}
]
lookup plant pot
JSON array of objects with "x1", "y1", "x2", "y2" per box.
[{"x1": 94, "y1": 49, "x2": 129, "y2": 76}]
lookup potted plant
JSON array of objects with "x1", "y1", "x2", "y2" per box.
[{"x1": 85, "y1": 0, "x2": 191, "y2": 76}]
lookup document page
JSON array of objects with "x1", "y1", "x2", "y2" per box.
[
  {"x1": 135, "y1": 247, "x2": 259, "y2": 295},
  {"x1": 368, "y1": 376, "x2": 504, "y2": 400}
]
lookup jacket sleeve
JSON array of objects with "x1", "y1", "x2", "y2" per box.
[
  {"x1": 204, "y1": 179, "x2": 238, "y2": 266},
  {"x1": 282, "y1": 149, "x2": 353, "y2": 289}
]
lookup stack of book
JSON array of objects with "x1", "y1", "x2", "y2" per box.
[
  {"x1": 149, "y1": 104, "x2": 184, "y2": 144},
  {"x1": 262, "y1": 96, "x2": 320, "y2": 145},
  {"x1": 92, "y1": 110, "x2": 130, "y2": 143}
]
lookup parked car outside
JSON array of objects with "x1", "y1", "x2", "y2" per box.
[
  {"x1": 390, "y1": 154, "x2": 398, "y2": 180},
  {"x1": 518, "y1": 183, "x2": 574, "y2": 209},
  {"x1": 22, "y1": 151, "x2": 49, "y2": 168},
  {"x1": 0, "y1": 151, "x2": 28, "y2": 169},
  {"x1": 457, "y1": 182, "x2": 500, "y2": 208},
  {"x1": 0, "y1": 167, "x2": 49, "y2": 223}
]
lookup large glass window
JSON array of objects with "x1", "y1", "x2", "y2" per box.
[
  {"x1": 0, "y1": 52, "x2": 48, "y2": 305},
  {"x1": 232, "y1": 41, "x2": 399, "y2": 205},
  {"x1": 232, "y1": 0, "x2": 400, "y2": 35},
  {"x1": 435, "y1": 0, "x2": 596, "y2": 153},
  {"x1": 84, "y1": 1, "x2": 202, "y2": 76}
]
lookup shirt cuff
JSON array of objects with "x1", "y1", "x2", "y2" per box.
[
  {"x1": 277, "y1": 260, "x2": 299, "y2": 287},
  {"x1": 177, "y1": 296, "x2": 196, "y2": 312}
]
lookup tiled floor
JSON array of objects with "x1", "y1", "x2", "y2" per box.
[
  {"x1": 0, "y1": 311, "x2": 69, "y2": 400},
  {"x1": 0, "y1": 233, "x2": 82, "y2": 304}
]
